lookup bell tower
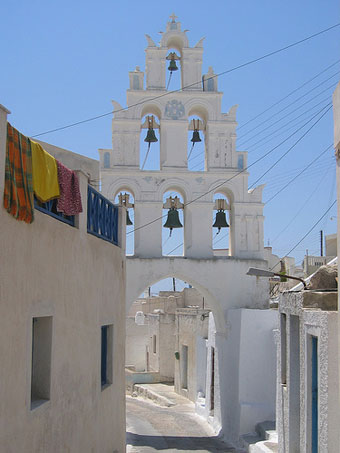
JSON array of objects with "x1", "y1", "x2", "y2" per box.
[
  {"x1": 98, "y1": 17, "x2": 271, "y2": 439},
  {"x1": 99, "y1": 15, "x2": 265, "y2": 261}
]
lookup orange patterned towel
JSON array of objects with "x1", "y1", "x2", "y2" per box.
[{"x1": 3, "y1": 123, "x2": 34, "y2": 223}]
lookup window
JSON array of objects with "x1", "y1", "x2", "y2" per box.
[
  {"x1": 237, "y1": 155, "x2": 244, "y2": 170},
  {"x1": 153, "y1": 335, "x2": 157, "y2": 354},
  {"x1": 31, "y1": 316, "x2": 52, "y2": 409},
  {"x1": 280, "y1": 313, "x2": 287, "y2": 385},
  {"x1": 207, "y1": 78, "x2": 214, "y2": 92},
  {"x1": 101, "y1": 324, "x2": 113, "y2": 388},
  {"x1": 103, "y1": 152, "x2": 110, "y2": 169},
  {"x1": 181, "y1": 345, "x2": 188, "y2": 390},
  {"x1": 133, "y1": 75, "x2": 140, "y2": 90}
]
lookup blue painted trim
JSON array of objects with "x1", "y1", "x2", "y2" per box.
[
  {"x1": 34, "y1": 198, "x2": 75, "y2": 226},
  {"x1": 101, "y1": 326, "x2": 108, "y2": 386},
  {"x1": 312, "y1": 336, "x2": 318, "y2": 453},
  {"x1": 87, "y1": 185, "x2": 118, "y2": 246}
]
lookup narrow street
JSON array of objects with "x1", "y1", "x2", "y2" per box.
[{"x1": 126, "y1": 387, "x2": 242, "y2": 452}]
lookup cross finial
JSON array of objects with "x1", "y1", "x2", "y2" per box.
[{"x1": 169, "y1": 13, "x2": 178, "y2": 22}]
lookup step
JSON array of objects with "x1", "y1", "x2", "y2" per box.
[
  {"x1": 240, "y1": 420, "x2": 278, "y2": 453},
  {"x1": 133, "y1": 383, "x2": 175, "y2": 407}
]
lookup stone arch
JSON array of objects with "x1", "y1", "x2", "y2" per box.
[
  {"x1": 140, "y1": 103, "x2": 162, "y2": 120},
  {"x1": 156, "y1": 178, "x2": 192, "y2": 204},
  {"x1": 185, "y1": 100, "x2": 214, "y2": 122},
  {"x1": 106, "y1": 178, "x2": 142, "y2": 202},
  {"x1": 207, "y1": 180, "x2": 239, "y2": 204},
  {"x1": 125, "y1": 259, "x2": 226, "y2": 335},
  {"x1": 160, "y1": 33, "x2": 189, "y2": 51},
  {"x1": 187, "y1": 103, "x2": 210, "y2": 124}
]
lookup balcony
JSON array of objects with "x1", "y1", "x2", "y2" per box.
[{"x1": 34, "y1": 178, "x2": 119, "y2": 247}]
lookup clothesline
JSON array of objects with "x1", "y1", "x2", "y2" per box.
[{"x1": 3, "y1": 123, "x2": 83, "y2": 223}]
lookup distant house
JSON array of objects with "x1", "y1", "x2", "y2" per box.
[{"x1": 0, "y1": 105, "x2": 126, "y2": 452}]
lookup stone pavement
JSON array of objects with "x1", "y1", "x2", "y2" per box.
[{"x1": 126, "y1": 383, "x2": 245, "y2": 452}]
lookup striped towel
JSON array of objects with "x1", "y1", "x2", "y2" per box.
[
  {"x1": 3, "y1": 123, "x2": 34, "y2": 223},
  {"x1": 56, "y1": 160, "x2": 83, "y2": 216}
]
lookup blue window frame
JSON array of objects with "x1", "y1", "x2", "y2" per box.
[
  {"x1": 34, "y1": 197, "x2": 75, "y2": 226},
  {"x1": 101, "y1": 325, "x2": 108, "y2": 387},
  {"x1": 311, "y1": 336, "x2": 318, "y2": 453}
]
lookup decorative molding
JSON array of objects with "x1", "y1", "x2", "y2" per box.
[{"x1": 164, "y1": 100, "x2": 185, "y2": 119}]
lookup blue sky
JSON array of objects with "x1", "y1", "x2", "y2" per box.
[{"x1": 1, "y1": 1, "x2": 340, "y2": 290}]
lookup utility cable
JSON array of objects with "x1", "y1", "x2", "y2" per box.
[
  {"x1": 270, "y1": 200, "x2": 337, "y2": 270},
  {"x1": 238, "y1": 77, "x2": 338, "y2": 146},
  {"x1": 31, "y1": 22, "x2": 340, "y2": 138},
  {"x1": 248, "y1": 103, "x2": 332, "y2": 189},
  {"x1": 264, "y1": 144, "x2": 333, "y2": 204},
  {"x1": 237, "y1": 58, "x2": 340, "y2": 131},
  {"x1": 130, "y1": 102, "x2": 331, "y2": 237},
  {"x1": 246, "y1": 96, "x2": 332, "y2": 153}
]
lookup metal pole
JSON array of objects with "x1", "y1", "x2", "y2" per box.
[
  {"x1": 172, "y1": 277, "x2": 176, "y2": 292},
  {"x1": 320, "y1": 230, "x2": 323, "y2": 256}
]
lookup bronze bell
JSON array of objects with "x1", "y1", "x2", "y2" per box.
[
  {"x1": 126, "y1": 210, "x2": 133, "y2": 226},
  {"x1": 164, "y1": 207, "x2": 183, "y2": 235},
  {"x1": 213, "y1": 210, "x2": 229, "y2": 232},
  {"x1": 191, "y1": 130, "x2": 202, "y2": 143},
  {"x1": 144, "y1": 128, "x2": 158, "y2": 143},
  {"x1": 168, "y1": 58, "x2": 178, "y2": 72}
]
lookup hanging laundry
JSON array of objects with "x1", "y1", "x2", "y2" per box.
[
  {"x1": 56, "y1": 160, "x2": 83, "y2": 216},
  {"x1": 31, "y1": 140, "x2": 60, "y2": 202},
  {"x1": 3, "y1": 123, "x2": 34, "y2": 223}
]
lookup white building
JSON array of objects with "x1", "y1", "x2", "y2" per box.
[
  {"x1": 101, "y1": 15, "x2": 279, "y2": 444},
  {"x1": 0, "y1": 105, "x2": 126, "y2": 452},
  {"x1": 276, "y1": 289, "x2": 339, "y2": 452}
]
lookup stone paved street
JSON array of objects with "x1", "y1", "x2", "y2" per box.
[{"x1": 126, "y1": 391, "x2": 243, "y2": 452}]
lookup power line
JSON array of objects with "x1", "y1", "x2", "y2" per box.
[
  {"x1": 270, "y1": 166, "x2": 332, "y2": 244},
  {"x1": 270, "y1": 200, "x2": 337, "y2": 270},
  {"x1": 130, "y1": 102, "x2": 331, "y2": 238},
  {"x1": 30, "y1": 22, "x2": 340, "y2": 138},
  {"x1": 264, "y1": 144, "x2": 333, "y2": 204},
  {"x1": 248, "y1": 103, "x2": 332, "y2": 189},
  {"x1": 246, "y1": 96, "x2": 332, "y2": 153},
  {"x1": 237, "y1": 77, "x2": 338, "y2": 147},
  {"x1": 237, "y1": 58, "x2": 340, "y2": 131},
  {"x1": 264, "y1": 160, "x2": 333, "y2": 192}
]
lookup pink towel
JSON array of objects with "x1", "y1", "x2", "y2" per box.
[{"x1": 56, "y1": 161, "x2": 83, "y2": 216}]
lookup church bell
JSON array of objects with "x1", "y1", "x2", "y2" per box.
[
  {"x1": 191, "y1": 129, "x2": 202, "y2": 143},
  {"x1": 163, "y1": 207, "x2": 183, "y2": 236},
  {"x1": 168, "y1": 57, "x2": 178, "y2": 72},
  {"x1": 213, "y1": 210, "x2": 229, "y2": 233},
  {"x1": 126, "y1": 210, "x2": 133, "y2": 226},
  {"x1": 144, "y1": 127, "x2": 158, "y2": 144}
]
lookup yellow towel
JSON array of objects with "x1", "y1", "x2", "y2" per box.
[{"x1": 31, "y1": 140, "x2": 60, "y2": 202}]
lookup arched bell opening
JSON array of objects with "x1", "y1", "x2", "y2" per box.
[
  {"x1": 166, "y1": 49, "x2": 182, "y2": 91},
  {"x1": 140, "y1": 114, "x2": 160, "y2": 171},
  {"x1": 162, "y1": 190, "x2": 184, "y2": 256},
  {"x1": 212, "y1": 192, "x2": 231, "y2": 256},
  {"x1": 114, "y1": 190, "x2": 135, "y2": 256},
  {"x1": 187, "y1": 114, "x2": 206, "y2": 171}
]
